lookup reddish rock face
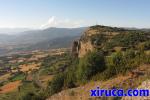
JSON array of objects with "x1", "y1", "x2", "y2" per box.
[{"x1": 71, "y1": 41, "x2": 79, "y2": 58}]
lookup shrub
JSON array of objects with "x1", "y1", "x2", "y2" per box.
[
  {"x1": 77, "y1": 51, "x2": 106, "y2": 83},
  {"x1": 111, "y1": 52, "x2": 126, "y2": 74},
  {"x1": 92, "y1": 64, "x2": 116, "y2": 81},
  {"x1": 105, "y1": 32, "x2": 149, "y2": 49},
  {"x1": 22, "y1": 92, "x2": 45, "y2": 100},
  {"x1": 9, "y1": 72, "x2": 25, "y2": 82},
  {"x1": 47, "y1": 73, "x2": 65, "y2": 95},
  {"x1": 144, "y1": 41, "x2": 150, "y2": 50},
  {"x1": 64, "y1": 71, "x2": 76, "y2": 88},
  {"x1": 91, "y1": 34, "x2": 106, "y2": 45}
]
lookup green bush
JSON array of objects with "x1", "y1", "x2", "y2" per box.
[
  {"x1": 22, "y1": 92, "x2": 45, "y2": 100},
  {"x1": 142, "y1": 41, "x2": 150, "y2": 50},
  {"x1": 105, "y1": 32, "x2": 149, "y2": 49},
  {"x1": 47, "y1": 73, "x2": 65, "y2": 95},
  {"x1": 77, "y1": 51, "x2": 106, "y2": 83},
  {"x1": 91, "y1": 34, "x2": 106, "y2": 45},
  {"x1": 111, "y1": 52, "x2": 126, "y2": 74},
  {"x1": 64, "y1": 70, "x2": 76, "y2": 88},
  {"x1": 9, "y1": 72, "x2": 25, "y2": 82},
  {"x1": 92, "y1": 64, "x2": 116, "y2": 81},
  {"x1": 93, "y1": 50, "x2": 136, "y2": 80}
]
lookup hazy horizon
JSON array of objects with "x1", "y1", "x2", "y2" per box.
[
  {"x1": 0, "y1": 25, "x2": 150, "y2": 35},
  {"x1": 0, "y1": 0, "x2": 150, "y2": 31}
]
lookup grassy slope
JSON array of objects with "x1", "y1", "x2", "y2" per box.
[{"x1": 48, "y1": 64, "x2": 150, "y2": 100}]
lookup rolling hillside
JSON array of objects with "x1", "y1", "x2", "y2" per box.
[
  {"x1": 0, "y1": 27, "x2": 86, "y2": 56},
  {"x1": 0, "y1": 25, "x2": 149, "y2": 100}
]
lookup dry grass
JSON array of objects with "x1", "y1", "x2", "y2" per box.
[
  {"x1": 39, "y1": 75, "x2": 54, "y2": 87},
  {"x1": 19, "y1": 63, "x2": 40, "y2": 73},
  {"x1": 0, "y1": 73, "x2": 11, "y2": 81},
  {"x1": 47, "y1": 64, "x2": 150, "y2": 100},
  {"x1": 0, "y1": 80, "x2": 21, "y2": 94}
]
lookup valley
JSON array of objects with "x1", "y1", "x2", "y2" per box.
[
  {"x1": 0, "y1": 25, "x2": 149, "y2": 100},
  {"x1": 1, "y1": 1, "x2": 150, "y2": 100},
  {"x1": 0, "y1": 48, "x2": 70, "y2": 99},
  {"x1": 0, "y1": 27, "x2": 86, "y2": 56}
]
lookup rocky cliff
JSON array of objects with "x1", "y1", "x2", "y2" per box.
[
  {"x1": 71, "y1": 25, "x2": 124, "y2": 58},
  {"x1": 71, "y1": 28, "x2": 94, "y2": 58}
]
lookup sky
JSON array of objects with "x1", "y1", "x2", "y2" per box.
[{"x1": 0, "y1": 0, "x2": 150, "y2": 29}]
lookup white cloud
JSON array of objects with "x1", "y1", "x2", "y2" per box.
[{"x1": 40, "y1": 16, "x2": 88, "y2": 29}]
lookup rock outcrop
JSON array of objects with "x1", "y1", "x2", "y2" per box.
[
  {"x1": 71, "y1": 25, "x2": 121, "y2": 58},
  {"x1": 71, "y1": 41, "x2": 80, "y2": 58},
  {"x1": 71, "y1": 28, "x2": 95, "y2": 58}
]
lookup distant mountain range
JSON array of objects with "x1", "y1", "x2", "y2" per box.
[
  {"x1": 0, "y1": 27, "x2": 86, "y2": 56},
  {"x1": 0, "y1": 28, "x2": 30, "y2": 35},
  {"x1": 1, "y1": 26, "x2": 150, "y2": 56}
]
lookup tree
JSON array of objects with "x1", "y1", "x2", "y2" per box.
[
  {"x1": 47, "y1": 73, "x2": 65, "y2": 95},
  {"x1": 77, "y1": 51, "x2": 106, "y2": 83},
  {"x1": 111, "y1": 52, "x2": 126, "y2": 74},
  {"x1": 64, "y1": 71, "x2": 76, "y2": 88}
]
